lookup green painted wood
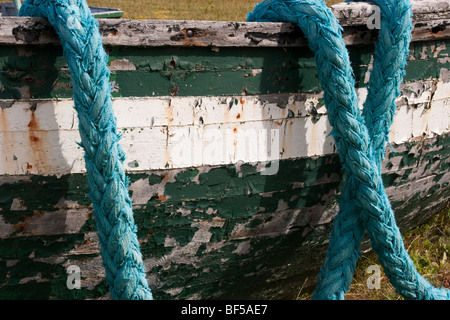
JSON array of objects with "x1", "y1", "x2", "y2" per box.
[
  {"x1": 0, "y1": 40, "x2": 449, "y2": 99},
  {"x1": 93, "y1": 12, "x2": 123, "y2": 19},
  {"x1": 1, "y1": 132, "x2": 449, "y2": 299},
  {"x1": 0, "y1": 8, "x2": 449, "y2": 300}
]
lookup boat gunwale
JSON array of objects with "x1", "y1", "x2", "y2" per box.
[{"x1": 0, "y1": 1, "x2": 449, "y2": 47}]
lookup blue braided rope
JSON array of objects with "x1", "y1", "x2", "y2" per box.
[
  {"x1": 19, "y1": 0, "x2": 153, "y2": 300},
  {"x1": 248, "y1": 0, "x2": 450, "y2": 300},
  {"x1": 313, "y1": 0, "x2": 413, "y2": 299},
  {"x1": 16, "y1": 0, "x2": 449, "y2": 300}
]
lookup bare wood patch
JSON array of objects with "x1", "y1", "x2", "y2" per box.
[{"x1": 0, "y1": 1, "x2": 449, "y2": 47}]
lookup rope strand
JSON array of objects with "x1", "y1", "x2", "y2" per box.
[
  {"x1": 17, "y1": 0, "x2": 449, "y2": 300},
  {"x1": 19, "y1": 0, "x2": 153, "y2": 300},
  {"x1": 248, "y1": 0, "x2": 450, "y2": 300}
]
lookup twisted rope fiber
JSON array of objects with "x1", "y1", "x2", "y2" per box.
[
  {"x1": 248, "y1": 0, "x2": 450, "y2": 299},
  {"x1": 19, "y1": 0, "x2": 153, "y2": 300},
  {"x1": 314, "y1": 0, "x2": 414, "y2": 299}
]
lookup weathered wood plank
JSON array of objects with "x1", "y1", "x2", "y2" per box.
[
  {"x1": 0, "y1": 0, "x2": 449, "y2": 301},
  {"x1": 1, "y1": 77, "x2": 448, "y2": 176},
  {"x1": 1, "y1": 39, "x2": 448, "y2": 100},
  {"x1": 0, "y1": 1, "x2": 449, "y2": 47},
  {"x1": 332, "y1": 1, "x2": 450, "y2": 26},
  {"x1": 0, "y1": 131, "x2": 448, "y2": 299}
]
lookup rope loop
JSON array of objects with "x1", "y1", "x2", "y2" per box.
[
  {"x1": 17, "y1": 0, "x2": 450, "y2": 300},
  {"x1": 248, "y1": 0, "x2": 450, "y2": 300}
]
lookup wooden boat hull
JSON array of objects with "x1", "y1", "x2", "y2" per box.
[{"x1": 0, "y1": 1, "x2": 449, "y2": 299}]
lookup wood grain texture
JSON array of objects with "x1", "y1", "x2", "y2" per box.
[
  {"x1": 0, "y1": 1, "x2": 449, "y2": 47},
  {"x1": 0, "y1": 0, "x2": 449, "y2": 300},
  {"x1": 0, "y1": 131, "x2": 449, "y2": 299}
]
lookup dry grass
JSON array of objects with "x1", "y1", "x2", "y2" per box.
[
  {"x1": 346, "y1": 206, "x2": 450, "y2": 300},
  {"x1": 297, "y1": 206, "x2": 450, "y2": 300},
  {"x1": 88, "y1": 0, "x2": 262, "y2": 21},
  {"x1": 88, "y1": 0, "x2": 342, "y2": 21}
]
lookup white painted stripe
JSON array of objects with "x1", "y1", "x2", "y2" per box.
[{"x1": 0, "y1": 80, "x2": 449, "y2": 176}]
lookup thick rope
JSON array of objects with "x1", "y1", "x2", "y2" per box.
[
  {"x1": 19, "y1": 0, "x2": 153, "y2": 300},
  {"x1": 313, "y1": 0, "x2": 414, "y2": 299},
  {"x1": 16, "y1": 0, "x2": 449, "y2": 301},
  {"x1": 248, "y1": 0, "x2": 450, "y2": 300}
]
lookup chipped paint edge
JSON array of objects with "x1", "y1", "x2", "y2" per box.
[{"x1": 0, "y1": 79, "x2": 449, "y2": 176}]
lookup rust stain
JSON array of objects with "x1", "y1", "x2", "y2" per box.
[
  {"x1": 13, "y1": 223, "x2": 27, "y2": 232},
  {"x1": 224, "y1": 99, "x2": 230, "y2": 123},
  {"x1": 101, "y1": 27, "x2": 119, "y2": 37},
  {"x1": 431, "y1": 25, "x2": 446, "y2": 37},
  {"x1": 26, "y1": 106, "x2": 48, "y2": 173},
  {"x1": 233, "y1": 128, "x2": 238, "y2": 133},
  {"x1": 411, "y1": 135, "x2": 427, "y2": 142},
  {"x1": 27, "y1": 109, "x2": 38, "y2": 128},
  {"x1": 156, "y1": 194, "x2": 167, "y2": 202},
  {"x1": 29, "y1": 134, "x2": 40, "y2": 143},
  {"x1": 0, "y1": 109, "x2": 8, "y2": 131},
  {"x1": 166, "y1": 102, "x2": 174, "y2": 127},
  {"x1": 28, "y1": 112, "x2": 40, "y2": 144},
  {"x1": 169, "y1": 57, "x2": 176, "y2": 69},
  {"x1": 309, "y1": 120, "x2": 319, "y2": 155},
  {"x1": 12, "y1": 210, "x2": 45, "y2": 234},
  {"x1": 0, "y1": 108, "x2": 9, "y2": 131},
  {"x1": 164, "y1": 101, "x2": 174, "y2": 167},
  {"x1": 236, "y1": 113, "x2": 241, "y2": 119},
  {"x1": 187, "y1": 39, "x2": 207, "y2": 47},
  {"x1": 280, "y1": 120, "x2": 289, "y2": 158},
  {"x1": 177, "y1": 29, "x2": 210, "y2": 47},
  {"x1": 170, "y1": 83, "x2": 180, "y2": 96},
  {"x1": 1, "y1": 108, "x2": 14, "y2": 173}
]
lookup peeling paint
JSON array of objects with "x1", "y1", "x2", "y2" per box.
[
  {"x1": 0, "y1": 84, "x2": 448, "y2": 176},
  {"x1": 0, "y1": 22, "x2": 449, "y2": 300},
  {"x1": 0, "y1": 40, "x2": 446, "y2": 99},
  {"x1": 0, "y1": 132, "x2": 441, "y2": 300},
  {"x1": 108, "y1": 59, "x2": 137, "y2": 71}
]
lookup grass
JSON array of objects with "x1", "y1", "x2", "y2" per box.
[
  {"x1": 87, "y1": 0, "x2": 342, "y2": 21},
  {"x1": 89, "y1": 0, "x2": 449, "y2": 299},
  {"x1": 345, "y1": 206, "x2": 450, "y2": 300},
  {"x1": 297, "y1": 206, "x2": 450, "y2": 300},
  {"x1": 87, "y1": 0, "x2": 263, "y2": 21}
]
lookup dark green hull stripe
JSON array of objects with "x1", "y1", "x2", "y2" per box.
[
  {"x1": 1, "y1": 132, "x2": 449, "y2": 299},
  {"x1": 1, "y1": 40, "x2": 449, "y2": 99}
]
